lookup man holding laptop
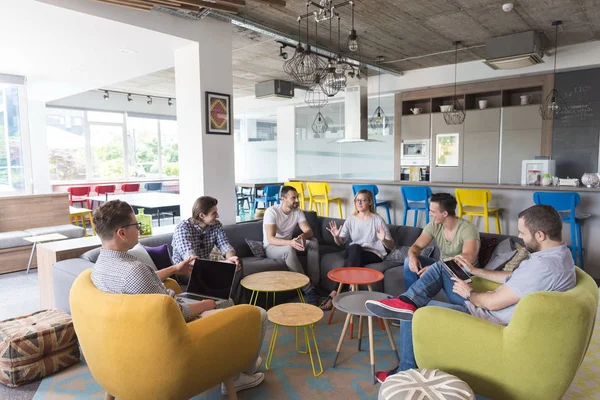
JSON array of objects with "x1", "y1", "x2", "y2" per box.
[
  {"x1": 365, "y1": 205, "x2": 576, "y2": 382},
  {"x1": 92, "y1": 200, "x2": 267, "y2": 396}
]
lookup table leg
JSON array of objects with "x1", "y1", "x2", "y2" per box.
[
  {"x1": 358, "y1": 315, "x2": 364, "y2": 351},
  {"x1": 367, "y1": 284, "x2": 385, "y2": 330},
  {"x1": 157, "y1": 208, "x2": 161, "y2": 227},
  {"x1": 296, "y1": 288, "x2": 305, "y2": 303},
  {"x1": 249, "y1": 290, "x2": 258, "y2": 306},
  {"x1": 88, "y1": 211, "x2": 96, "y2": 235},
  {"x1": 333, "y1": 312, "x2": 352, "y2": 368},
  {"x1": 382, "y1": 318, "x2": 400, "y2": 363},
  {"x1": 304, "y1": 325, "x2": 323, "y2": 377},
  {"x1": 368, "y1": 316, "x2": 376, "y2": 384},
  {"x1": 80, "y1": 215, "x2": 89, "y2": 236},
  {"x1": 266, "y1": 324, "x2": 280, "y2": 370},
  {"x1": 26, "y1": 241, "x2": 37, "y2": 274},
  {"x1": 349, "y1": 284, "x2": 357, "y2": 339},
  {"x1": 327, "y1": 282, "x2": 344, "y2": 324}
]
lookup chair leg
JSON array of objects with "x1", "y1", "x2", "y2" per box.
[
  {"x1": 413, "y1": 210, "x2": 418, "y2": 227},
  {"x1": 402, "y1": 208, "x2": 408, "y2": 226},
  {"x1": 495, "y1": 212, "x2": 501, "y2": 234},
  {"x1": 337, "y1": 200, "x2": 343, "y2": 218},
  {"x1": 484, "y1": 213, "x2": 490, "y2": 233},
  {"x1": 384, "y1": 204, "x2": 391, "y2": 224},
  {"x1": 325, "y1": 201, "x2": 330, "y2": 217},
  {"x1": 576, "y1": 222, "x2": 583, "y2": 269},
  {"x1": 425, "y1": 209, "x2": 430, "y2": 224}
]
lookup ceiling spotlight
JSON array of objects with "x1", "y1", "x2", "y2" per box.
[
  {"x1": 279, "y1": 45, "x2": 288, "y2": 60},
  {"x1": 147, "y1": 96, "x2": 152, "y2": 105},
  {"x1": 167, "y1": 98, "x2": 173, "y2": 107},
  {"x1": 127, "y1": 94, "x2": 133, "y2": 103},
  {"x1": 502, "y1": 3, "x2": 514, "y2": 12},
  {"x1": 103, "y1": 90, "x2": 109, "y2": 100}
]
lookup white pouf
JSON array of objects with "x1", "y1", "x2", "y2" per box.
[{"x1": 378, "y1": 369, "x2": 475, "y2": 400}]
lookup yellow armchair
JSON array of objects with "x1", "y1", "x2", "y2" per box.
[
  {"x1": 70, "y1": 269, "x2": 262, "y2": 400},
  {"x1": 413, "y1": 268, "x2": 598, "y2": 400}
]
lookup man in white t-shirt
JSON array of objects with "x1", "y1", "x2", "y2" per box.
[{"x1": 263, "y1": 186, "x2": 319, "y2": 304}]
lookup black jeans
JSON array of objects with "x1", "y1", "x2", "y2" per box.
[{"x1": 343, "y1": 244, "x2": 382, "y2": 267}]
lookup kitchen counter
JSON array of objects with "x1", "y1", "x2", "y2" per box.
[{"x1": 292, "y1": 178, "x2": 600, "y2": 192}]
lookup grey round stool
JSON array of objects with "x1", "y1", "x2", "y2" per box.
[
  {"x1": 378, "y1": 369, "x2": 475, "y2": 400},
  {"x1": 332, "y1": 290, "x2": 400, "y2": 384}
]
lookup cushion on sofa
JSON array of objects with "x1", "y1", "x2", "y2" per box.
[
  {"x1": 23, "y1": 224, "x2": 84, "y2": 239},
  {"x1": 484, "y1": 238, "x2": 517, "y2": 270},
  {"x1": 388, "y1": 225, "x2": 423, "y2": 248},
  {"x1": 385, "y1": 245, "x2": 435, "y2": 262},
  {"x1": 224, "y1": 221, "x2": 263, "y2": 258},
  {"x1": 503, "y1": 243, "x2": 530, "y2": 272},
  {"x1": 245, "y1": 239, "x2": 265, "y2": 258},
  {"x1": 144, "y1": 244, "x2": 173, "y2": 270},
  {"x1": 0, "y1": 231, "x2": 30, "y2": 249}
]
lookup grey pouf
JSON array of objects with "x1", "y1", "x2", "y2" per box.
[{"x1": 378, "y1": 369, "x2": 475, "y2": 400}]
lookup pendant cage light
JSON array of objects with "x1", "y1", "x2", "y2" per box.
[
  {"x1": 312, "y1": 110, "x2": 329, "y2": 134},
  {"x1": 319, "y1": 18, "x2": 345, "y2": 97},
  {"x1": 369, "y1": 56, "x2": 387, "y2": 131},
  {"x1": 283, "y1": 20, "x2": 305, "y2": 77},
  {"x1": 443, "y1": 41, "x2": 466, "y2": 125},
  {"x1": 305, "y1": 80, "x2": 329, "y2": 108},
  {"x1": 284, "y1": 9, "x2": 326, "y2": 85},
  {"x1": 540, "y1": 20, "x2": 566, "y2": 120},
  {"x1": 335, "y1": 17, "x2": 350, "y2": 74},
  {"x1": 344, "y1": 1, "x2": 360, "y2": 54}
]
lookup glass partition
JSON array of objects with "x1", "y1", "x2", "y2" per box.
[{"x1": 0, "y1": 85, "x2": 25, "y2": 192}]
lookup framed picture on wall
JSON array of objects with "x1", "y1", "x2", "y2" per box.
[
  {"x1": 205, "y1": 91, "x2": 232, "y2": 135},
  {"x1": 435, "y1": 133, "x2": 459, "y2": 167}
]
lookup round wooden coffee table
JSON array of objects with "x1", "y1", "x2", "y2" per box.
[
  {"x1": 266, "y1": 303, "x2": 324, "y2": 377},
  {"x1": 241, "y1": 271, "x2": 309, "y2": 308},
  {"x1": 326, "y1": 267, "x2": 385, "y2": 337}
]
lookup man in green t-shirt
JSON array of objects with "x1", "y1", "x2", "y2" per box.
[{"x1": 404, "y1": 193, "x2": 480, "y2": 289}]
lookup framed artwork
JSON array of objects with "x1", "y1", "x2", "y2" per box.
[
  {"x1": 205, "y1": 91, "x2": 231, "y2": 135},
  {"x1": 435, "y1": 133, "x2": 460, "y2": 167}
]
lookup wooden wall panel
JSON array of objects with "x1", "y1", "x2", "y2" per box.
[{"x1": 0, "y1": 193, "x2": 70, "y2": 232}]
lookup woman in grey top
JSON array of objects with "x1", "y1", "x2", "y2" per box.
[{"x1": 320, "y1": 190, "x2": 394, "y2": 310}]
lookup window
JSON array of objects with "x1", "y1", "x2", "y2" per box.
[
  {"x1": 47, "y1": 108, "x2": 179, "y2": 182},
  {"x1": 0, "y1": 85, "x2": 25, "y2": 192}
]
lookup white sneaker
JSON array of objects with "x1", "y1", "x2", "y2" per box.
[{"x1": 221, "y1": 372, "x2": 265, "y2": 395}]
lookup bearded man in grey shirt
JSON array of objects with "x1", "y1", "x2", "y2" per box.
[
  {"x1": 366, "y1": 204, "x2": 576, "y2": 381},
  {"x1": 90, "y1": 200, "x2": 266, "y2": 395}
]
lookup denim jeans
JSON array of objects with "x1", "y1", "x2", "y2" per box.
[
  {"x1": 399, "y1": 301, "x2": 468, "y2": 371},
  {"x1": 403, "y1": 255, "x2": 437, "y2": 290}
]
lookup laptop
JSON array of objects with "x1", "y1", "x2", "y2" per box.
[{"x1": 178, "y1": 259, "x2": 238, "y2": 309}]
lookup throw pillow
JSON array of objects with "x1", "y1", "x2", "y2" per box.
[
  {"x1": 503, "y1": 243, "x2": 530, "y2": 272},
  {"x1": 478, "y1": 236, "x2": 498, "y2": 268},
  {"x1": 144, "y1": 244, "x2": 173, "y2": 270},
  {"x1": 484, "y1": 238, "x2": 517, "y2": 271},
  {"x1": 246, "y1": 239, "x2": 265, "y2": 258},
  {"x1": 386, "y1": 245, "x2": 435, "y2": 262},
  {"x1": 128, "y1": 243, "x2": 157, "y2": 271}
]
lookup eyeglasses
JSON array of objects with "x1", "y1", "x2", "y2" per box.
[
  {"x1": 355, "y1": 198, "x2": 369, "y2": 203},
  {"x1": 117, "y1": 222, "x2": 142, "y2": 232}
]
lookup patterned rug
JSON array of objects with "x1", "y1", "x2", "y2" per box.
[{"x1": 30, "y1": 302, "x2": 600, "y2": 400}]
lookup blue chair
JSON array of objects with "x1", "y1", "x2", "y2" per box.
[
  {"x1": 254, "y1": 185, "x2": 281, "y2": 211},
  {"x1": 533, "y1": 192, "x2": 590, "y2": 269},
  {"x1": 144, "y1": 182, "x2": 163, "y2": 192},
  {"x1": 401, "y1": 186, "x2": 433, "y2": 227},
  {"x1": 352, "y1": 184, "x2": 391, "y2": 224}
]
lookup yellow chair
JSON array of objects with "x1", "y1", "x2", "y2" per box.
[
  {"x1": 284, "y1": 181, "x2": 307, "y2": 210},
  {"x1": 307, "y1": 182, "x2": 343, "y2": 217},
  {"x1": 70, "y1": 270, "x2": 261, "y2": 400},
  {"x1": 455, "y1": 189, "x2": 501, "y2": 233}
]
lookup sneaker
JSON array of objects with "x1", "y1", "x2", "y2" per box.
[
  {"x1": 375, "y1": 366, "x2": 400, "y2": 384},
  {"x1": 365, "y1": 297, "x2": 417, "y2": 320},
  {"x1": 303, "y1": 285, "x2": 318, "y2": 305},
  {"x1": 221, "y1": 372, "x2": 265, "y2": 395}
]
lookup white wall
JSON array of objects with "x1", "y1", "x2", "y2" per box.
[
  {"x1": 48, "y1": 91, "x2": 176, "y2": 116},
  {"x1": 26, "y1": 101, "x2": 51, "y2": 193}
]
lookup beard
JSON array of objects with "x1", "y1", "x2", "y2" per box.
[{"x1": 525, "y1": 239, "x2": 541, "y2": 253}]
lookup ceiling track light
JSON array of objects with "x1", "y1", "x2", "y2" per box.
[
  {"x1": 168, "y1": 98, "x2": 173, "y2": 106},
  {"x1": 103, "y1": 90, "x2": 109, "y2": 100},
  {"x1": 100, "y1": 90, "x2": 174, "y2": 105},
  {"x1": 127, "y1": 93, "x2": 133, "y2": 103},
  {"x1": 147, "y1": 96, "x2": 153, "y2": 105}
]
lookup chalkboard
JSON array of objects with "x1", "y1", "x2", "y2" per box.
[{"x1": 552, "y1": 67, "x2": 600, "y2": 176}]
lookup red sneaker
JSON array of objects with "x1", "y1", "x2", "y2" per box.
[
  {"x1": 365, "y1": 297, "x2": 417, "y2": 320},
  {"x1": 375, "y1": 366, "x2": 400, "y2": 383}
]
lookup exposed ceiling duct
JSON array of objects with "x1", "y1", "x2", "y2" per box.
[{"x1": 483, "y1": 31, "x2": 545, "y2": 70}]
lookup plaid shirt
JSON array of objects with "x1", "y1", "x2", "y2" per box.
[
  {"x1": 171, "y1": 218, "x2": 234, "y2": 264},
  {"x1": 91, "y1": 249, "x2": 192, "y2": 322}
]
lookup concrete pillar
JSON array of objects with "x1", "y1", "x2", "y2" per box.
[
  {"x1": 174, "y1": 18, "x2": 235, "y2": 224},
  {"x1": 277, "y1": 105, "x2": 295, "y2": 182}
]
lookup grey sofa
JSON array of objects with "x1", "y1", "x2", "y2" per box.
[{"x1": 52, "y1": 211, "x2": 516, "y2": 313}]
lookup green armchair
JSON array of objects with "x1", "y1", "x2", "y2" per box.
[{"x1": 413, "y1": 268, "x2": 598, "y2": 400}]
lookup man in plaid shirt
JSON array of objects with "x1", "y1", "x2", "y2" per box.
[{"x1": 91, "y1": 199, "x2": 266, "y2": 395}]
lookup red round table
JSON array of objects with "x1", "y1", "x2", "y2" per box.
[{"x1": 326, "y1": 267, "x2": 385, "y2": 337}]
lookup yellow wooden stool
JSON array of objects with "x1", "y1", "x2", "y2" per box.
[
  {"x1": 284, "y1": 181, "x2": 307, "y2": 210},
  {"x1": 455, "y1": 189, "x2": 501, "y2": 233},
  {"x1": 266, "y1": 303, "x2": 324, "y2": 377},
  {"x1": 307, "y1": 182, "x2": 343, "y2": 217}
]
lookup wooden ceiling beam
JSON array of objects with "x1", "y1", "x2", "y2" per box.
[
  {"x1": 91, "y1": 0, "x2": 153, "y2": 11},
  {"x1": 217, "y1": 0, "x2": 246, "y2": 6},
  {"x1": 144, "y1": 0, "x2": 183, "y2": 6},
  {"x1": 252, "y1": 0, "x2": 286, "y2": 6}
]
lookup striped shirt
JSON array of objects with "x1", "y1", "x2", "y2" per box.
[
  {"x1": 171, "y1": 219, "x2": 234, "y2": 264},
  {"x1": 91, "y1": 249, "x2": 192, "y2": 322}
]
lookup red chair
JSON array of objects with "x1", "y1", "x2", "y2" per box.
[
  {"x1": 121, "y1": 183, "x2": 140, "y2": 193},
  {"x1": 68, "y1": 186, "x2": 91, "y2": 208},
  {"x1": 94, "y1": 185, "x2": 116, "y2": 196}
]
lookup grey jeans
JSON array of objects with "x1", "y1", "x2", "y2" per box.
[{"x1": 265, "y1": 238, "x2": 320, "y2": 286}]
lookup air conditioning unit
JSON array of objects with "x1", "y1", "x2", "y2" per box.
[
  {"x1": 484, "y1": 31, "x2": 545, "y2": 70},
  {"x1": 255, "y1": 80, "x2": 294, "y2": 99}
]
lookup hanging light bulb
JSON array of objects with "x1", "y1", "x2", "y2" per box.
[
  {"x1": 346, "y1": 1, "x2": 359, "y2": 52},
  {"x1": 540, "y1": 20, "x2": 566, "y2": 120}
]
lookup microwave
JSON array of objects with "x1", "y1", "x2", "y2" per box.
[{"x1": 401, "y1": 139, "x2": 430, "y2": 166}]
